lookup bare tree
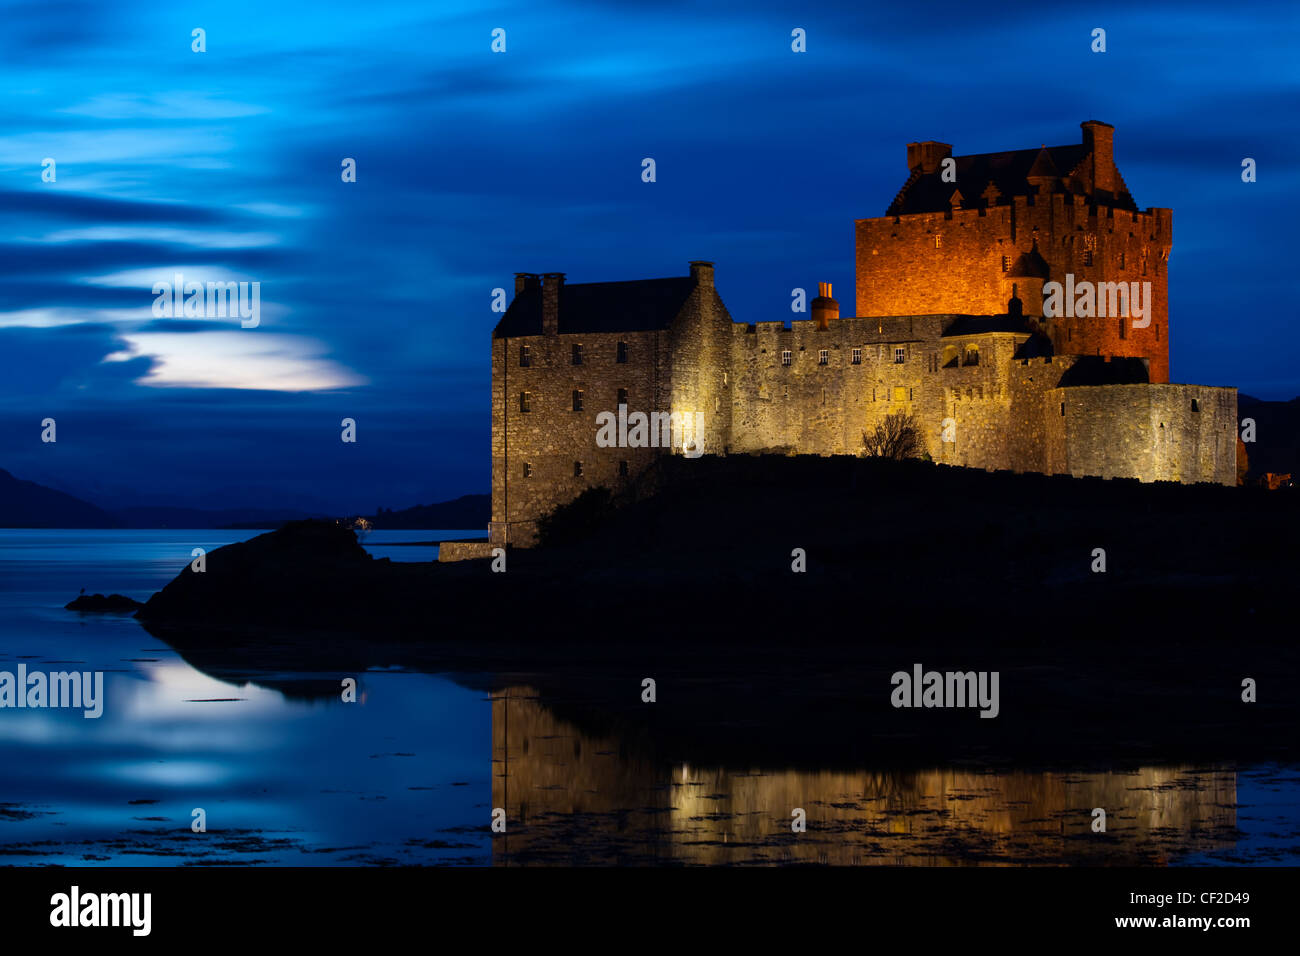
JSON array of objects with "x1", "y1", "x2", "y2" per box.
[{"x1": 863, "y1": 411, "x2": 922, "y2": 460}]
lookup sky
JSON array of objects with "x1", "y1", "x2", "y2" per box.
[{"x1": 1, "y1": 0, "x2": 1297, "y2": 514}]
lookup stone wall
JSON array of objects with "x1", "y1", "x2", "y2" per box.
[
  {"x1": 1046, "y1": 383, "x2": 1238, "y2": 484},
  {"x1": 490, "y1": 327, "x2": 667, "y2": 546}
]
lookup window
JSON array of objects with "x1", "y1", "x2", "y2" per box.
[
  {"x1": 618, "y1": 460, "x2": 629, "y2": 477},
  {"x1": 523, "y1": 462, "x2": 533, "y2": 478},
  {"x1": 1119, "y1": 317, "x2": 1127, "y2": 340},
  {"x1": 572, "y1": 389, "x2": 583, "y2": 411},
  {"x1": 894, "y1": 347, "x2": 905, "y2": 364},
  {"x1": 963, "y1": 346, "x2": 978, "y2": 367},
  {"x1": 1119, "y1": 251, "x2": 1126, "y2": 269},
  {"x1": 818, "y1": 349, "x2": 829, "y2": 366},
  {"x1": 934, "y1": 234, "x2": 942, "y2": 249},
  {"x1": 781, "y1": 350, "x2": 792, "y2": 366},
  {"x1": 519, "y1": 344, "x2": 531, "y2": 367},
  {"x1": 616, "y1": 341, "x2": 628, "y2": 364},
  {"x1": 851, "y1": 348, "x2": 862, "y2": 365},
  {"x1": 519, "y1": 391, "x2": 531, "y2": 413},
  {"x1": 892, "y1": 386, "x2": 907, "y2": 402},
  {"x1": 572, "y1": 343, "x2": 583, "y2": 365},
  {"x1": 1191, "y1": 398, "x2": 1200, "y2": 413},
  {"x1": 617, "y1": 387, "x2": 628, "y2": 407},
  {"x1": 1001, "y1": 256, "x2": 1010, "y2": 272},
  {"x1": 1060, "y1": 402, "x2": 1065, "y2": 416},
  {"x1": 1083, "y1": 250, "x2": 1094, "y2": 267},
  {"x1": 574, "y1": 461, "x2": 583, "y2": 477}
]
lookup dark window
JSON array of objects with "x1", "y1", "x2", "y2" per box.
[
  {"x1": 523, "y1": 462, "x2": 532, "y2": 478},
  {"x1": 519, "y1": 391, "x2": 531, "y2": 413},
  {"x1": 851, "y1": 348, "x2": 862, "y2": 365},
  {"x1": 572, "y1": 389, "x2": 583, "y2": 411},
  {"x1": 781, "y1": 350, "x2": 792, "y2": 366},
  {"x1": 618, "y1": 460, "x2": 629, "y2": 477},
  {"x1": 616, "y1": 341, "x2": 628, "y2": 363},
  {"x1": 572, "y1": 343, "x2": 583, "y2": 365},
  {"x1": 574, "y1": 461, "x2": 583, "y2": 477},
  {"x1": 894, "y1": 347, "x2": 905, "y2": 364},
  {"x1": 1119, "y1": 317, "x2": 1127, "y2": 340},
  {"x1": 519, "y1": 344, "x2": 531, "y2": 367},
  {"x1": 1192, "y1": 398, "x2": 1200, "y2": 412},
  {"x1": 1083, "y1": 250, "x2": 1094, "y2": 267},
  {"x1": 617, "y1": 388, "x2": 628, "y2": 406},
  {"x1": 1119, "y1": 251, "x2": 1126, "y2": 269},
  {"x1": 1060, "y1": 402, "x2": 1066, "y2": 416},
  {"x1": 818, "y1": 349, "x2": 829, "y2": 366}
]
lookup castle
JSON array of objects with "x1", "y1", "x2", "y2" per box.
[{"x1": 489, "y1": 121, "x2": 1237, "y2": 547}]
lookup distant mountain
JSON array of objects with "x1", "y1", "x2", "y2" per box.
[
  {"x1": 1238, "y1": 395, "x2": 1300, "y2": 478},
  {"x1": 361, "y1": 494, "x2": 490, "y2": 530},
  {"x1": 0, "y1": 469, "x2": 119, "y2": 528},
  {"x1": 114, "y1": 506, "x2": 324, "y2": 529}
]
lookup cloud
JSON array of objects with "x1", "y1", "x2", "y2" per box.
[{"x1": 104, "y1": 331, "x2": 367, "y2": 392}]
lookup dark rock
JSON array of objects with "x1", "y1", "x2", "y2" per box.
[{"x1": 66, "y1": 593, "x2": 144, "y2": 612}]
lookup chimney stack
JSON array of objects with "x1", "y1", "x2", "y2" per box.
[
  {"x1": 811, "y1": 281, "x2": 839, "y2": 331},
  {"x1": 906, "y1": 141, "x2": 953, "y2": 175},
  {"x1": 514, "y1": 272, "x2": 540, "y2": 296},
  {"x1": 689, "y1": 260, "x2": 714, "y2": 290},
  {"x1": 1080, "y1": 120, "x2": 1116, "y2": 195},
  {"x1": 541, "y1": 272, "x2": 564, "y2": 336}
]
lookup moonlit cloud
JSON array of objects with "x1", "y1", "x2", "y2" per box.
[{"x1": 104, "y1": 332, "x2": 366, "y2": 391}]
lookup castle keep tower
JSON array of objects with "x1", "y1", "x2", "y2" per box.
[{"x1": 855, "y1": 121, "x2": 1171, "y2": 383}]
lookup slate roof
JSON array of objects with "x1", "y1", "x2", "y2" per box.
[
  {"x1": 493, "y1": 277, "x2": 697, "y2": 338},
  {"x1": 885, "y1": 143, "x2": 1136, "y2": 216},
  {"x1": 1057, "y1": 356, "x2": 1150, "y2": 386}
]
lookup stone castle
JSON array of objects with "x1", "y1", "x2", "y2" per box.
[{"x1": 489, "y1": 121, "x2": 1237, "y2": 547}]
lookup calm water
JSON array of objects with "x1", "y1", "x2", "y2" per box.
[
  {"x1": 0, "y1": 529, "x2": 491, "y2": 865},
  {"x1": 1, "y1": 529, "x2": 1297, "y2": 866}
]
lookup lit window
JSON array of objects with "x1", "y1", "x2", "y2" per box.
[
  {"x1": 572, "y1": 389, "x2": 583, "y2": 411},
  {"x1": 1001, "y1": 256, "x2": 1010, "y2": 272},
  {"x1": 523, "y1": 462, "x2": 533, "y2": 477},
  {"x1": 894, "y1": 347, "x2": 905, "y2": 364},
  {"x1": 851, "y1": 348, "x2": 862, "y2": 365},
  {"x1": 781, "y1": 350, "x2": 792, "y2": 366},
  {"x1": 520, "y1": 391, "x2": 531, "y2": 413},
  {"x1": 519, "y1": 345, "x2": 531, "y2": 367},
  {"x1": 818, "y1": 349, "x2": 829, "y2": 366}
]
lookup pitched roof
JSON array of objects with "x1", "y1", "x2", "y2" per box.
[
  {"x1": 1057, "y1": 356, "x2": 1150, "y2": 386},
  {"x1": 493, "y1": 277, "x2": 697, "y2": 338},
  {"x1": 885, "y1": 143, "x2": 1136, "y2": 216}
]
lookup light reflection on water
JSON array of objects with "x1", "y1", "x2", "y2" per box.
[{"x1": 1, "y1": 531, "x2": 1296, "y2": 866}]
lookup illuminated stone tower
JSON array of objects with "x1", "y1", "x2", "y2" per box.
[{"x1": 855, "y1": 121, "x2": 1171, "y2": 383}]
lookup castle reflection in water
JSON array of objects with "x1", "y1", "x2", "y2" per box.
[{"x1": 491, "y1": 687, "x2": 1238, "y2": 866}]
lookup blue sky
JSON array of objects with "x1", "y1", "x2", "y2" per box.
[{"x1": 1, "y1": 0, "x2": 1296, "y2": 513}]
